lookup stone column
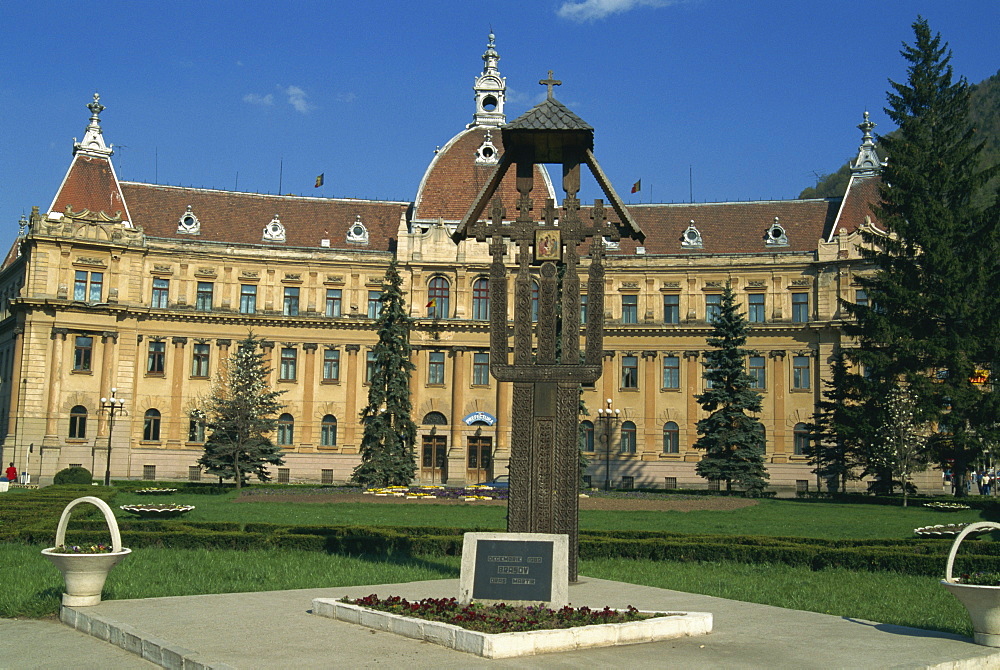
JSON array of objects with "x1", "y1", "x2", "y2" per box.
[
  {"x1": 45, "y1": 329, "x2": 68, "y2": 439},
  {"x1": 301, "y1": 343, "x2": 318, "y2": 447},
  {"x1": 343, "y1": 344, "x2": 360, "y2": 448},
  {"x1": 641, "y1": 350, "x2": 658, "y2": 455},
  {"x1": 449, "y1": 347, "x2": 467, "y2": 483},
  {"x1": 769, "y1": 350, "x2": 787, "y2": 458},
  {"x1": 168, "y1": 337, "x2": 187, "y2": 446}
]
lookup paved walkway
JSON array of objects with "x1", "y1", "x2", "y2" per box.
[{"x1": 4, "y1": 577, "x2": 1000, "y2": 669}]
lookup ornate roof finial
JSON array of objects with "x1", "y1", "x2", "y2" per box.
[
  {"x1": 540, "y1": 70, "x2": 562, "y2": 99},
  {"x1": 851, "y1": 110, "x2": 883, "y2": 175},
  {"x1": 469, "y1": 32, "x2": 507, "y2": 128},
  {"x1": 74, "y1": 92, "x2": 113, "y2": 158}
]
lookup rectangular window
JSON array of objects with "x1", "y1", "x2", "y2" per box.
[
  {"x1": 706, "y1": 294, "x2": 722, "y2": 322},
  {"x1": 582, "y1": 475, "x2": 592, "y2": 488},
  {"x1": 749, "y1": 355, "x2": 766, "y2": 389},
  {"x1": 748, "y1": 293, "x2": 765, "y2": 323},
  {"x1": 579, "y1": 294, "x2": 588, "y2": 325},
  {"x1": 277, "y1": 468, "x2": 290, "y2": 484},
  {"x1": 74, "y1": 271, "x2": 103, "y2": 302},
  {"x1": 321, "y1": 469, "x2": 334, "y2": 485},
  {"x1": 188, "y1": 419, "x2": 205, "y2": 442},
  {"x1": 472, "y1": 352, "x2": 489, "y2": 385},
  {"x1": 855, "y1": 289, "x2": 868, "y2": 308},
  {"x1": 791, "y1": 292, "x2": 809, "y2": 323},
  {"x1": 664, "y1": 476, "x2": 677, "y2": 490},
  {"x1": 143, "y1": 464, "x2": 156, "y2": 480},
  {"x1": 283, "y1": 287, "x2": 299, "y2": 316},
  {"x1": 323, "y1": 349, "x2": 340, "y2": 382},
  {"x1": 621, "y1": 475, "x2": 635, "y2": 490},
  {"x1": 621, "y1": 295, "x2": 638, "y2": 324},
  {"x1": 239, "y1": 285, "x2": 257, "y2": 314},
  {"x1": 796, "y1": 480, "x2": 809, "y2": 493},
  {"x1": 365, "y1": 351, "x2": 376, "y2": 383},
  {"x1": 325, "y1": 289, "x2": 342, "y2": 317},
  {"x1": 147, "y1": 341, "x2": 165, "y2": 374},
  {"x1": 662, "y1": 356, "x2": 680, "y2": 389},
  {"x1": 279, "y1": 348, "x2": 297, "y2": 381},
  {"x1": 663, "y1": 294, "x2": 679, "y2": 324},
  {"x1": 367, "y1": 291, "x2": 381, "y2": 319},
  {"x1": 621, "y1": 355, "x2": 638, "y2": 389},
  {"x1": 428, "y1": 351, "x2": 445, "y2": 385},
  {"x1": 191, "y1": 343, "x2": 210, "y2": 377},
  {"x1": 73, "y1": 336, "x2": 93, "y2": 371},
  {"x1": 188, "y1": 466, "x2": 201, "y2": 482},
  {"x1": 196, "y1": 282, "x2": 213, "y2": 311},
  {"x1": 793, "y1": 355, "x2": 811, "y2": 389},
  {"x1": 152, "y1": 278, "x2": 169, "y2": 308}
]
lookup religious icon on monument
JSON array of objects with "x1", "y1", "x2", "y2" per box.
[{"x1": 535, "y1": 229, "x2": 561, "y2": 262}]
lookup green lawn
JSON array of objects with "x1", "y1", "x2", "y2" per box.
[{"x1": 111, "y1": 490, "x2": 989, "y2": 540}]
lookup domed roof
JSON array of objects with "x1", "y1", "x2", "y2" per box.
[{"x1": 412, "y1": 126, "x2": 554, "y2": 225}]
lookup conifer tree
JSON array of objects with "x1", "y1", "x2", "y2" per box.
[
  {"x1": 352, "y1": 261, "x2": 418, "y2": 488},
  {"x1": 844, "y1": 18, "x2": 1000, "y2": 495},
  {"x1": 198, "y1": 333, "x2": 286, "y2": 489},
  {"x1": 805, "y1": 354, "x2": 863, "y2": 493},
  {"x1": 694, "y1": 284, "x2": 769, "y2": 495}
]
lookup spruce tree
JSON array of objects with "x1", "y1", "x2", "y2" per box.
[
  {"x1": 197, "y1": 333, "x2": 286, "y2": 489},
  {"x1": 844, "y1": 18, "x2": 1000, "y2": 495},
  {"x1": 805, "y1": 354, "x2": 863, "y2": 493},
  {"x1": 352, "y1": 261, "x2": 418, "y2": 488},
  {"x1": 694, "y1": 284, "x2": 769, "y2": 495}
]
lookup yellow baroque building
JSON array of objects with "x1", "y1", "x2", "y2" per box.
[{"x1": 0, "y1": 37, "x2": 907, "y2": 492}]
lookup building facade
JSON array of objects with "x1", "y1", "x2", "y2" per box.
[{"x1": 0, "y1": 36, "x2": 904, "y2": 492}]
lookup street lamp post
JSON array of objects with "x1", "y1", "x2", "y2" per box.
[
  {"x1": 100, "y1": 388, "x2": 127, "y2": 486},
  {"x1": 597, "y1": 398, "x2": 620, "y2": 492}
]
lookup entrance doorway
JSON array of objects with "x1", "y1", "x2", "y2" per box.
[
  {"x1": 467, "y1": 435, "x2": 493, "y2": 484},
  {"x1": 421, "y1": 435, "x2": 447, "y2": 484}
]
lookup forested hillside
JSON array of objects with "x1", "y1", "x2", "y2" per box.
[{"x1": 799, "y1": 69, "x2": 999, "y2": 204}]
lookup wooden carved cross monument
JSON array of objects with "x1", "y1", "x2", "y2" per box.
[{"x1": 454, "y1": 73, "x2": 644, "y2": 580}]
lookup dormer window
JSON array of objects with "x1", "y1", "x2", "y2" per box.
[
  {"x1": 475, "y1": 130, "x2": 499, "y2": 166},
  {"x1": 765, "y1": 217, "x2": 788, "y2": 247},
  {"x1": 177, "y1": 206, "x2": 201, "y2": 235},
  {"x1": 346, "y1": 215, "x2": 369, "y2": 245},
  {"x1": 263, "y1": 214, "x2": 286, "y2": 242},
  {"x1": 681, "y1": 221, "x2": 703, "y2": 249}
]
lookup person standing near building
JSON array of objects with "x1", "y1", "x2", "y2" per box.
[{"x1": 4, "y1": 462, "x2": 16, "y2": 482}]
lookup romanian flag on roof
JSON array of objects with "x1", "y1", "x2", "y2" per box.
[
  {"x1": 314, "y1": 173, "x2": 325, "y2": 188},
  {"x1": 631, "y1": 179, "x2": 641, "y2": 194}
]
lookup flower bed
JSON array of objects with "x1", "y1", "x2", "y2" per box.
[
  {"x1": 52, "y1": 543, "x2": 115, "y2": 554},
  {"x1": 925, "y1": 502, "x2": 971, "y2": 512},
  {"x1": 135, "y1": 488, "x2": 177, "y2": 495},
  {"x1": 119, "y1": 503, "x2": 194, "y2": 519},
  {"x1": 914, "y1": 523, "x2": 990, "y2": 538},
  {"x1": 362, "y1": 485, "x2": 508, "y2": 501}
]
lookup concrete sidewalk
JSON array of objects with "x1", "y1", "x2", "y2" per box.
[{"x1": 5, "y1": 577, "x2": 1000, "y2": 669}]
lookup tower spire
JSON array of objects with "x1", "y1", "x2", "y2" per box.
[
  {"x1": 469, "y1": 32, "x2": 506, "y2": 128},
  {"x1": 73, "y1": 93, "x2": 114, "y2": 158},
  {"x1": 850, "y1": 110, "x2": 882, "y2": 175}
]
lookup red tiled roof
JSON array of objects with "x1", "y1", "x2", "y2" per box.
[
  {"x1": 608, "y1": 199, "x2": 840, "y2": 256},
  {"x1": 413, "y1": 127, "x2": 554, "y2": 222},
  {"x1": 120, "y1": 183, "x2": 407, "y2": 252},
  {"x1": 829, "y1": 174, "x2": 883, "y2": 240},
  {"x1": 49, "y1": 154, "x2": 131, "y2": 223}
]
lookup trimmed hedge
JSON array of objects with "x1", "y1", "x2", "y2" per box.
[{"x1": 0, "y1": 485, "x2": 116, "y2": 534}]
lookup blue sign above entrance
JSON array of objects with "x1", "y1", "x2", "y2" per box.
[{"x1": 463, "y1": 411, "x2": 497, "y2": 426}]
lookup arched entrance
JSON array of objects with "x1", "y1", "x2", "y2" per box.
[
  {"x1": 420, "y1": 411, "x2": 448, "y2": 484},
  {"x1": 466, "y1": 421, "x2": 493, "y2": 484}
]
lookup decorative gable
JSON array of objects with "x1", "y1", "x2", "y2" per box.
[
  {"x1": 177, "y1": 206, "x2": 201, "y2": 234},
  {"x1": 765, "y1": 217, "x2": 788, "y2": 247},
  {"x1": 346, "y1": 215, "x2": 369, "y2": 245},
  {"x1": 681, "y1": 221, "x2": 703, "y2": 249}
]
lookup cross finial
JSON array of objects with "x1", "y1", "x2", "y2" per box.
[{"x1": 539, "y1": 70, "x2": 562, "y2": 99}]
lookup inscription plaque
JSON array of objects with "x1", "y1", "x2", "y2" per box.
[
  {"x1": 459, "y1": 532, "x2": 568, "y2": 607},
  {"x1": 472, "y1": 539, "x2": 553, "y2": 602}
]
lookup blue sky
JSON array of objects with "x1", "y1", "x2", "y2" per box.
[{"x1": 1, "y1": 0, "x2": 998, "y2": 254}]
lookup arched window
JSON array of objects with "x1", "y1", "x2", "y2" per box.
[
  {"x1": 422, "y1": 411, "x2": 448, "y2": 425},
  {"x1": 663, "y1": 421, "x2": 679, "y2": 453},
  {"x1": 143, "y1": 409, "x2": 161, "y2": 441},
  {"x1": 793, "y1": 423, "x2": 810, "y2": 455},
  {"x1": 278, "y1": 413, "x2": 294, "y2": 446},
  {"x1": 472, "y1": 277, "x2": 490, "y2": 320},
  {"x1": 428, "y1": 276, "x2": 450, "y2": 319},
  {"x1": 531, "y1": 280, "x2": 539, "y2": 322},
  {"x1": 69, "y1": 405, "x2": 87, "y2": 439},
  {"x1": 321, "y1": 415, "x2": 338, "y2": 446},
  {"x1": 580, "y1": 420, "x2": 595, "y2": 452},
  {"x1": 620, "y1": 421, "x2": 637, "y2": 453}
]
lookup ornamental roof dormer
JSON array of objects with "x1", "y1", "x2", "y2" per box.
[
  {"x1": 73, "y1": 93, "x2": 114, "y2": 159},
  {"x1": 851, "y1": 111, "x2": 884, "y2": 175},
  {"x1": 469, "y1": 32, "x2": 506, "y2": 128}
]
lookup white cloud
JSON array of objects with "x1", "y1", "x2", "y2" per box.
[
  {"x1": 557, "y1": 0, "x2": 680, "y2": 22},
  {"x1": 243, "y1": 93, "x2": 274, "y2": 106},
  {"x1": 336, "y1": 91, "x2": 357, "y2": 103},
  {"x1": 283, "y1": 85, "x2": 313, "y2": 113}
]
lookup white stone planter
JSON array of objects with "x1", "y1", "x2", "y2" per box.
[
  {"x1": 312, "y1": 598, "x2": 712, "y2": 658},
  {"x1": 942, "y1": 521, "x2": 1000, "y2": 646},
  {"x1": 41, "y1": 496, "x2": 131, "y2": 606}
]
